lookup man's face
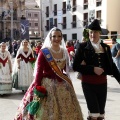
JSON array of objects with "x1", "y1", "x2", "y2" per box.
[
  {"x1": 89, "y1": 30, "x2": 101, "y2": 43},
  {"x1": 112, "y1": 40, "x2": 116, "y2": 44}
]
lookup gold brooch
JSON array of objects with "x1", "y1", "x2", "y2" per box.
[
  {"x1": 46, "y1": 54, "x2": 50, "y2": 59},
  {"x1": 50, "y1": 61, "x2": 54, "y2": 65}
]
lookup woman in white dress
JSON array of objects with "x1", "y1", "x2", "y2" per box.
[
  {"x1": 0, "y1": 42, "x2": 12, "y2": 95},
  {"x1": 12, "y1": 39, "x2": 34, "y2": 91}
]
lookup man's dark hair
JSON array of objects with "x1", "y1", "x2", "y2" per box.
[{"x1": 112, "y1": 37, "x2": 117, "y2": 42}]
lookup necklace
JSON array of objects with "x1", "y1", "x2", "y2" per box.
[
  {"x1": 3, "y1": 53, "x2": 5, "y2": 58},
  {"x1": 1, "y1": 51, "x2": 5, "y2": 58},
  {"x1": 50, "y1": 47, "x2": 61, "y2": 54}
]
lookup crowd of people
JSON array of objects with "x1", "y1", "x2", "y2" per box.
[{"x1": 0, "y1": 19, "x2": 120, "y2": 120}]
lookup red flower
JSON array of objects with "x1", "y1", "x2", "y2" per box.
[
  {"x1": 29, "y1": 58, "x2": 36, "y2": 63},
  {"x1": 36, "y1": 86, "x2": 47, "y2": 94}
]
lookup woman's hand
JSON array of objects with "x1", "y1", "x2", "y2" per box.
[
  {"x1": 94, "y1": 67, "x2": 104, "y2": 75},
  {"x1": 18, "y1": 66, "x2": 20, "y2": 69},
  {"x1": 17, "y1": 58, "x2": 22, "y2": 64},
  {"x1": 10, "y1": 69, "x2": 12, "y2": 73}
]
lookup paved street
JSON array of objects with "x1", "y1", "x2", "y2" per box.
[{"x1": 0, "y1": 72, "x2": 120, "y2": 120}]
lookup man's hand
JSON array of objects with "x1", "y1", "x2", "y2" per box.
[
  {"x1": 81, "y1": 60, "x2": 86, "y2": 65},
  {"x1": 115, "y1": 50, "x2": 120, "y2": 58},
  {"x1": 94, "y1": 67, "x2": 104, "y2": 75}
]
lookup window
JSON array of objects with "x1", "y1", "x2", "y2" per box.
[
  {"x1": 35, "y1": 23, "x2": 38, "y2": 26},
  {"x1": 84, "y1": 0, "x2": 88, "y2": 4},
  {"x1": 29, "y1": 31, "x2": 32, "y2": 35},
  {"x1": 84, "y1": 5, "x2": 88, "y2": 9},
  {"x1": 62, "y1": 2, "x2": 66, "y2": 14},
  {"x1": 83, "y1": 0, "x2": 88, "y2": 9},
  {"x1": 28, "y1": 13, "x2": 31, "y2": 17},
  {"x1": 96, "y1": 0, "x2": 102, "y2": 7},
  {"x1": 96, "y1": 10, "x2": 101, "y2": 18},
  {"x1": 34, "y1": 31, "x2": 39, "y2": 37},
  {"x1": 34, "y1": 14, "x2": 38, "y2": 17},
  {"x1": 72, "y1": 0, "x2": 76, "y2": 12},
  {"x1": 54, "y1": 18, "x2": 57, "y2": 27},
  {"x1": 63, "y1": 34, "x2": 67, "y2": 41},
  {"x1": 29, "y1": 23, "x2": 31, "y2": 27},
  {"x1": 45, "y1": 20, "x2": 49, "y2": 31},
  {"x1": 111, "y1": 31, "x2": 117, "y2": 38},
  {"x1": 62, "y1": 17, "x2": 66, "y2": 29},
  {"x1": 72, "y1": 33, "x2": 77, "y2": 40},
  {"x1": 96, "y1": 10, "x2": 101, "y2": 24},
  {"x1": 83, "y1": 13, "x2": 88, "y2": 27},
  {"x1": 72, "y1": 15, "x2": 76, "y2": 28},
  {"x1": 54, "y1": 4, "x2": 57, "y2": 16},
  {"x1": 46, "y1": 6, "x2": 49, "y2": 17}
]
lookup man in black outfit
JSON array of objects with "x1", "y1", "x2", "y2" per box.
[{"x1": 73, "y1": 19, "x2": 120, "y2": 120}]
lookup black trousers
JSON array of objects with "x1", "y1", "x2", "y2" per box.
[{"x1": 82, "y1": 82, "x2": 107, "y2": 116}]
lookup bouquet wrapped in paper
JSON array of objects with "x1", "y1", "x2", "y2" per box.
[
  {"x1": 26, "y1": 86, "x2": 47, "y2": 115},
  {"x1": 29, "y1": 58, "x2": 36, "y2": 69}
]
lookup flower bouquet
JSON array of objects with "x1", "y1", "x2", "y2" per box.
[
  {"x1": 83, "y1": 28, "x2": 89, "y2": 41},
  {"x1": 26, "y1": 86, "x2": 47, "y2": 115},
  {"x1": 29, "y1": 58, "x2": 36, "y2": 69}
]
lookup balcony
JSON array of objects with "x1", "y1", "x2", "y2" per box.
[
  {"x1": 45, "y1": 12, "x2": 49, "y2": 17},
  {"x1": 45, "y1": 26, "x2": 49, "y2": 31},
  {"x1": 84, "y1": 5, "x2": 88, "y2": 10},
  {"x1": 61, "y1": 23, "x2": 66, "y2": 29},
  {"x1": 72, "y1": 6, "x2": 76, "y2": 12},
  {"x1": 71, "y1": 21, "x2": 77, "y2": 28},
  {"x1": 62, "y1": 8, "x2": 66, "y2": 14},
  {"x1": 53, "y1": 10, "x2": 57, "y2": 16}
]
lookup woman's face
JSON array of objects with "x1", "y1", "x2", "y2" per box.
[
  {"x1": 1, "y1": 43, "x2": 6, "y2": 51},
  {"x1": 89, "y1": 30, "x2": 100, "y2": 43},
  {"x1": 50, "y1": 31, "x2": 62, "y2": 47},
  {"x1": 22, "y1": 40, "x2": 28, "y2": 47}
]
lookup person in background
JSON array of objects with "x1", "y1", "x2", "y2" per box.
[
  {"x1": 0, "y1": 42, "x2": 12, "y2": 95},
  {"x1": 66, "y1": 41, "x2": 75, "y2": 69},
  {"x1": 74, "y1": 40, "x2": 80, "y2": 50},
  {"x1": 12, "y1": 39, "x2": 34, "y2": 92},
  {"x1": 111, "y1": 37, "x2": 120, "y2": 72},
  {"x1": 8, "y1": 41, "x2": 13, "y2": 55},
  {"x1": 30, "y1": 41, "x2": 36, "y2": 58},
  {"x1": 16, "y1": 40, "x2": 21, "y2": 51},
  {"x1": 14, "y1": 27, "x2": 83, "y2": 120},
  {"x1": 35, "y1": 41, "x2": 42, "y2": 58},
  {"x1": 13, "y1": 40, "x2": 18, "y2": 58},
  {"x1": 73, "y1": 19, "x2": 120, "y2": 120}
]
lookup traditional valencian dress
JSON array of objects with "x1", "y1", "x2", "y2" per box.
[
  {"x1": 0, "y1": 50, "x2": 12, "y2": 94},
  {"x1": 14, "y1": 48, "x2": 83, "y2": 120},
  {"x1": 12, "y1": 48, "x2": 34, "y2": 91}
]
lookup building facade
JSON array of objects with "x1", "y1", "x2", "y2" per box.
[
  {"x1": 40, "y1": 0, "x2": 120, "y2": 41},
  {"x1": 40, "y1": 0, "x2": 83, "y2": 41},
  {"x1": 0, "y1": 0, "x2": 25, "y2": 41},
  {"x1": 25, "y1": 0, "x2": 41, "y2": 40}
]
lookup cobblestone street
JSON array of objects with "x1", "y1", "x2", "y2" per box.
[{"x1": 0, "y1": 72, "x2": 120, "y2": 120}]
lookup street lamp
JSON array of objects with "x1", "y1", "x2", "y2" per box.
[
  {"x1": 40, "y1": 0, "x2": 43, "y2": 40},
  {"x1": 9, "y1": 1, "x2": 13, "y2": 42}
]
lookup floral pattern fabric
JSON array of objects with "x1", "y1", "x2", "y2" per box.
[{"x1": 14, "y1": 78, "x2": 83, "y2": 120}]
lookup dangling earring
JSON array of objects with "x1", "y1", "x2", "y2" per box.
[
  {"x1": 60, "y1": 41, "x2": 62, "y2": 45},
  {"x1": 50, "y1": 40, "x2": 52, "y2": 46}
]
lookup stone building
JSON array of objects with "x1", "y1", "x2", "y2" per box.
[
  {"x1": 25, "y1": 0, "x2": 41, "y2": 40},
  {"x1": 0, "y1": 0, "x2": 25, "y2": 41}
]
